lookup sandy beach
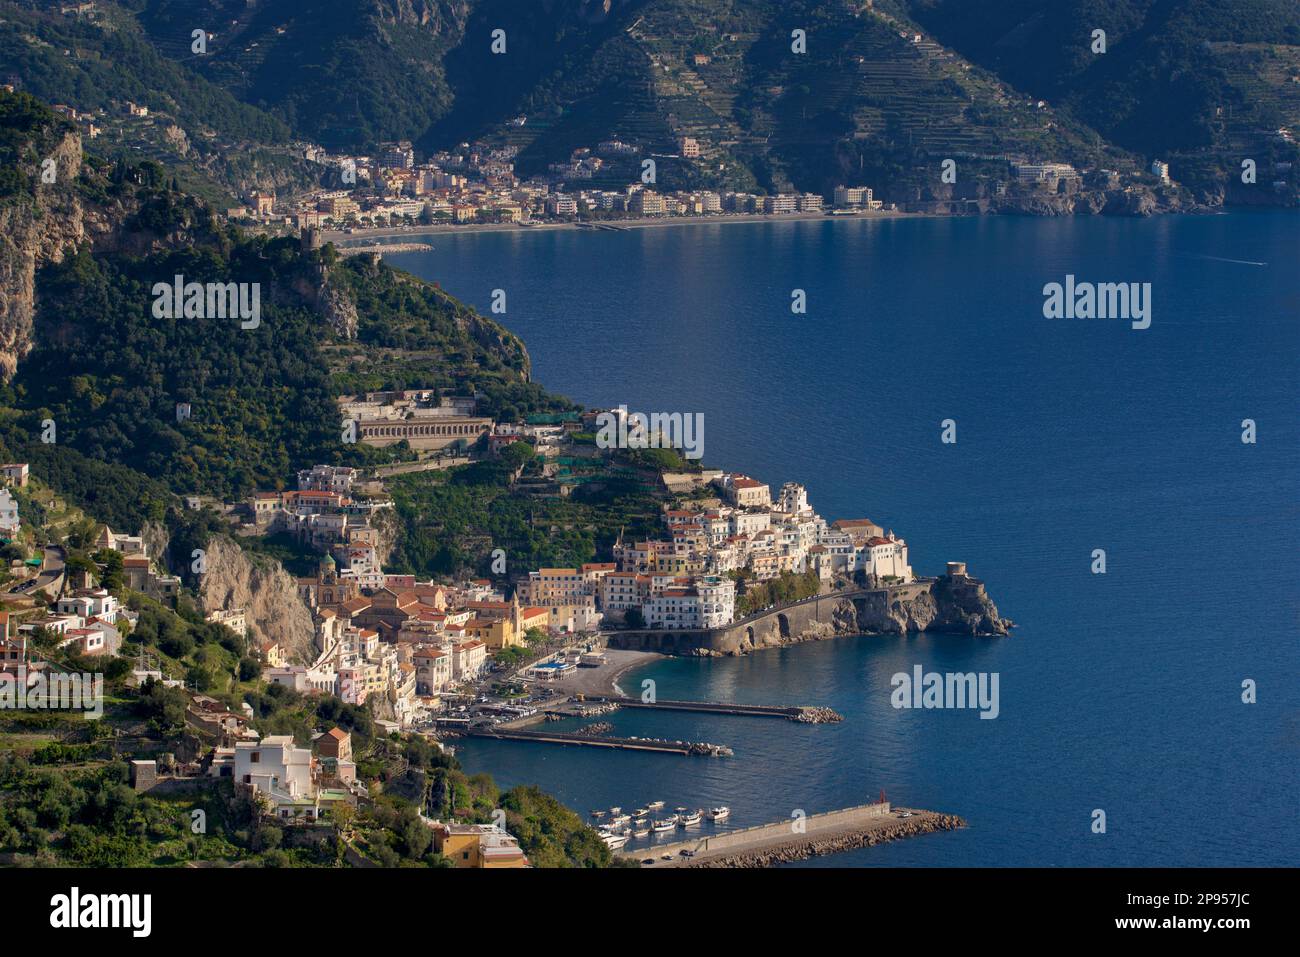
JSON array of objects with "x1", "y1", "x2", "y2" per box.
[{"x1": 543, "y1": 648, "x2": 661, "y2": 698}]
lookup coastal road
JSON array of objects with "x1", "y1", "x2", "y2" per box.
[{"x1": 31, "y1": 545, "x2": 66, "y2": 598}]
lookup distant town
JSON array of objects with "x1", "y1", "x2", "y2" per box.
[{"x1": 31, "y1": 82, "x2": 1280, "y2": 236}]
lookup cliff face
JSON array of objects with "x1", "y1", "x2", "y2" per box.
[
  {"x1": 0, "y1": 129, "x2": 107, "y2": 379},
  {"x1": 611, "y1": 575, "x2": 1014, "y2": 658},
  {"x1": 196, "y1": 536, "x2": 317, "y2": 664},
  {"x1": 850, "y1": 576, "x2": 1012, "y2": 638}
]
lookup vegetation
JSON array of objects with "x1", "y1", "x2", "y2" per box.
[
  {"x1": 903, "y1": 0, "x2": 1300, "y2": 195},
  {"x1": 0, "y1": 100, "x2": 557, "y2": 523},
  {"x1": 733, "y1": 568, "x2": 822, "y2": 617},
  {"x1": 385, "y1": 460, "x2": 662, "y2": 580}
]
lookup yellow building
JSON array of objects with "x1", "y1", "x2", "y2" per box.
[
  {"x1": 519, "y1": 606, "x2": 550, "y2": 635},
  {"x1": 434, "y1": 824, "x2": 528, "y2": 868},
  {"x1": 466, "y1": 615, "x2": 517, "y2": 650}
]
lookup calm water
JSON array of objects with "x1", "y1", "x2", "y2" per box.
[{"x1": 388, "y1": 212, "x2": 1300, "y2": 866}]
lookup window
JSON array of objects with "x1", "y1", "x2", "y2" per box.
[{"x1": 250, "y1": 752, "x2": 260, "y2": 763}]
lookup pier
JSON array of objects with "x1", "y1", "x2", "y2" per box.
[
  {"x1": 459, "y1": 726, "x2": 733, "y2": 756},
  {"x1": 597, "y1": 696, "x2": 842, "y2": 723},
  {"x1": 620, "y1": 804, "x2": 966, "y2": 866}
]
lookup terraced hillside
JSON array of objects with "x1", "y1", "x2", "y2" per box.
[
  {"x1": 901, "y1": 0, "x2": 1300, "y2": 200},
  {"x1": 7, "y1": 0, "x2": 1298, "y2": 204},
  {"x1": 0, "y1": 0, "x2": 322, "y2": 204}
]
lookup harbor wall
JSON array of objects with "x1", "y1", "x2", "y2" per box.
[
  {"x1": 624, "y1": 805, "x2": 969, "y2": 867},
  {"x1": 607, "y1": 575, "x2": 1011, "y2": 657},
  {"x1": 671, "y1": 802, "x2": 892, "y2": 856}
]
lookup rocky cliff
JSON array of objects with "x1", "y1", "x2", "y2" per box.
[
  {"x1": 0, "y1": 127, "x2": 107, "y2": 379},
  {"x1": 728, "y1": 577, "x2": 1012, "y2": 656},
  {"x1": 196, "y1": 536, "x2": 317, "y2": 664},
  {"x1": 610, "y1": 574, "x2": 1014, "y2": 657},
  {"x1": 851, "y1": 575, "x2": 1013, "y2": 638}
]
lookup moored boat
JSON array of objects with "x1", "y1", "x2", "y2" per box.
[
  {"x1": 679, "y1": 810, "x2": 702, "y2": 827},
  {"x1": 707, "y1": 806, "x2": 730, "y2": 821},
  {"x1": 652, "y1": 818, "x2": 677, "y2": 833},
  {"x1": 601, "y1": 832, "x2": 629, "y2": 849},
  {"x1": 647, "y1": 800, "x2": 665, "y2": 809}
]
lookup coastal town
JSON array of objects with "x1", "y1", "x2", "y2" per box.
[
  {"x1": 0, "y1": 378, "x2": 937, "y2": 864},
  {"x1": 237, "y1": 135, "x2": 888, "y2": 231},
  {"x1": 228, "y1": 137, "x2": 1199, "y2": 236}
]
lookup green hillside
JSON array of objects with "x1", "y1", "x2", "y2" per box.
[
  {"x1": 900, "y1": 0, "x2": 1300, "y2": 196},
  {"x1": 10, "y1": 0, "x2": 1300, "y2": 203},
  {"x1": 0, "y1": 1, "x2": 321, "y2": 203}
]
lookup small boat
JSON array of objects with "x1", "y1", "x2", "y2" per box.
[
  {"x1": 679, "y1": 810, "x2": 702, "y2": 827},
  {"x1": 707, "y1": 806, "x2": 730, "y2": 821},
  {"x1": 647, "y1": 800, "x2": 665, "y2": 809},
  {"x1": 632, "y1": 822, "x2": 651, "y2": 836},
  {"x1": 601, "y1": 832, "x2": 628, "y2": 849},
  {"x1": 608, "y1": 814, "x2": 631, "y2": 828},
  {"x1": 590, "y1": 810, "x2": 606, "y2": 819},
  {"x1": 633, "y1": 807, "x2": 650, "y2": 818},
  {"x1": 673, "y1": 806, "x2": 688, "y2": 814},
  {"x1": 652, "y1": 818, "x2": 677, "y2": 833},
  {"x1": 608, "y1": 806, "x2": 622, "y2": 815}
]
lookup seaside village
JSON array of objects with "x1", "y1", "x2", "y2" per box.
[
  {"x1": 0, "y1": 392, "x2": 911, "y2": 862},
  {"x1": 225, "y1": 136, "x2": 1184, "y2": 235},
  {"x1": 229, "y1": 138, "x2": 888, "y2": 231}
]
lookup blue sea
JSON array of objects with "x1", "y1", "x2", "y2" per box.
[{"x1": 386, "y1": 212, "x2": 1300, "y2": 866}]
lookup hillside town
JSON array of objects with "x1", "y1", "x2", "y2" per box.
[{"x1": 0, "y1": 383, "x2": 914, "y2": 737}]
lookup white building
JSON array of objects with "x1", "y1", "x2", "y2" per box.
[
  {"x1": 0, "y1": 489, "x2": 18, "y2": 537},
  {"x1": 234, "y1": 735, "x2": 321, "y2": 819},
  {"x1": 644, "y1": 576, "x2": 735, "y2": 630},
  {"x1": 863, "y1": 534, "x2": 912, "y2": 581},
  {"x1": 450, "y1": 639, "x2": 487, "y2": 680},
  {"x1": 57, "y1": 588, "x2": 118, "y2": 622},
  {"x1": 777, "y1": 482, "x2": 810, "y2": 515},
  {"x1": 297, "y1": 464, "x2": 358, "y2": 493}
]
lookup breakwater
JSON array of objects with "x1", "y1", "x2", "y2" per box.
[
  {"x1": 624, "y1": 804, "x2": 966, "y2": 867},
  {"x1": 599, "y1": 696, "x2": 842, "y2": 723},
  {"x1": 460, "y1": 727, "x2": 733, "y2": 756},
  {"x1": 687, "y1": 812, "x2": 967, "y2": 867},
  {"x1": 608, "y1": 573, "x2": 1012, "y2": 657}
]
